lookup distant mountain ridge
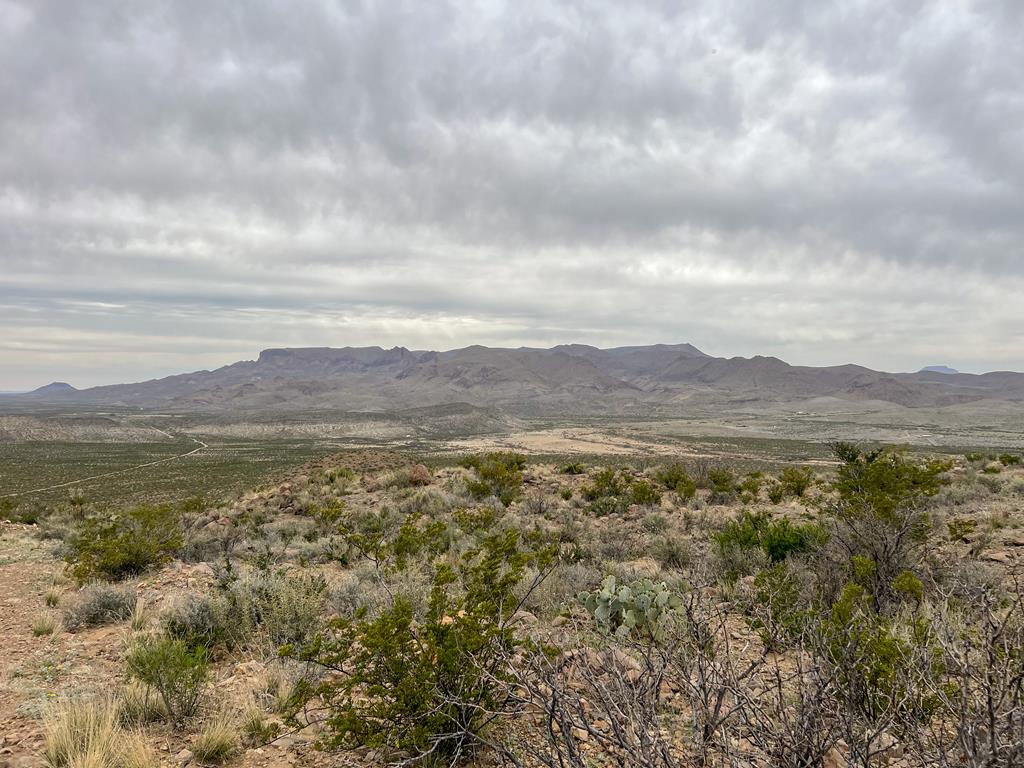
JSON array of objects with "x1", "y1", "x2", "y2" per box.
[{"x1": 11, "y1": 343, "x2": 1024, "y2": 415}]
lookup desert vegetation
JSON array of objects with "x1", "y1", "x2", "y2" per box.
[{"x1": 2, "y1": 443, "x2": 1024, "y2": 767}]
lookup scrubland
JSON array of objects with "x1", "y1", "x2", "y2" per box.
[{"x1": 2, "y1": 445, "x2": 1024, "y2": 767}]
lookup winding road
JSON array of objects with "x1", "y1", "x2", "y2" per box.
[{"x1": 0, "y1": 431, "x2": 208, "y2": 499}]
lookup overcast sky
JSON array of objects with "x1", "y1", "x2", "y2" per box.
[{"x1": 1, "y1": 0, "x2": 1022, "y2": 389}]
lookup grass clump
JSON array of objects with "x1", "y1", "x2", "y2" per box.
[
  {"x1": 117, "y1": 682, "x2": 168, "y2": 725},
  {"x1": 43, "y1": 696, "x2": 155, "y2": 768},
  {"x1": 192, "y1": 714, "x2": 240, "y2": 764},
  {"x1": 62, "y1": 584, "x2": 135, "y2": 632},
  {"x1": 33, "y1": 613, "x2": 57, "y2": 636}
]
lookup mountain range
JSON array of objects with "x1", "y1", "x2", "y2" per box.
[{"x1": 7, "y1": 343, "x2": 1024, "y2": 416}]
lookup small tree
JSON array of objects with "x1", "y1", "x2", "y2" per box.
[{"x1": 822, "y1": 443, "x2": 947, "y2": 611}]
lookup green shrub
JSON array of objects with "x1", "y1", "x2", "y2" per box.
[
  {"x1": 656, "y1": 464, "x2": 697, "y2": 499},
  {"x1": 892, "y1": 570, "x2": 924, "y2": 602},
  {"x1": 779, "y1": 466, "x2": 815, "y2": 497},
  {"x1": 767, "y1": 482, "x2": 786, "y2": 504},
  {"x1": 999, "y1": 453, "x2": 1022, "y2": 466},
  {"x1": 589, "y1": 495, "x2": 628, "y2": 517},
  {"x1": 747, "y1": 562, "x2": 814, "y2": 650},
  {"x1": 63, "y1": 505, "x2": 182, "y2": 582},
  {"x1": 63, "y1": 583, "x2": 135, "y2": 632},
  {"x1": 739, "y1": 474, "x2": 763, "y2": 501},
  {"x1": 628, "y1": 479, "x2": 661, "y2": 507},
  {"x1": 462, "y1": 452, "x2": 525, "y2": 505},
  {"x1": 715, "y1": 511, "x2": 824, "y2": 564},
  {"x1": 560, "y1": 461, "x2": 586, "y2": 475},
  {"x1": 821, "y1": 584, "x2": 938, "y2": 722},
  {"x1": 559, "y1": 488, "x2": 573, "y2": 500},
  {"x1": 306, "y1": 499, "x2": 346, "y2": 531},
  {"x1": 580, "y1": 574, "x2": 681, "y2": 642},
  {"x1": 285, "y1": 529, "x2": 554, "y2": 764},
  {"x1": 124, "y1": 634, "x2": 209, "y2": 727},
  {"x1": 581, "y1": 468, "x2": 627, "y2": 501},
  {"x1": 825, "y1": 443, "x2": 947, "y2": 610},
  {"x1": 0, "y1": 498, "x2": 42, "y2": 525},
  {"x1": 707, "y1": 468, "x2": 737, "y2": 503},
  {"x1": 946, "y1": 517, "x2": 977, "y2": 541}
]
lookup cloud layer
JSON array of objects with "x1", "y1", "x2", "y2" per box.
[{"x1": 2, "y1": 0, "x2": 1022, "y2": 388}]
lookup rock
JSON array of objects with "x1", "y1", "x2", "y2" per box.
[
  {"x1": 571, "y1": 727, "x2": 590, "y2": 742},
  {"x1": 552, "y1": 615, "x2": 570, "y2": 627},
  {"x1": 874, "y1": 731, "x2": 902, "y2": 759},
  {"x1": 409, "y1": 464, "x2": 433, "y2": 486},
  {"x1": 984, "y1": 551, "x2": 1012, "y2": 563},
  {"x1": 621, "y1": 558, "x2": 660, "y2": 579},
  {"x1": 174, "y1": 749, "x2": 194, "y2": 764},
  {"x1": 823, "y1": 746, "x2": 847, "y2": 768},
  {"x1": 512, "y1": 610, "x2": 538, "y2": 626}
]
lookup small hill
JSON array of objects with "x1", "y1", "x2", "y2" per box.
[
  {"x1": 920, "y1": 365, "x2": 959, "y2": 375},
  {"x1": 30, "y1": 382, "x2": 78, "y2": 396}
]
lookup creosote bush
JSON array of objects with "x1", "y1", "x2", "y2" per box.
[
  {"x1": 285, "y1": 526, "x2": 555, "y2": 764},
  {"x1": 779, "y1": 466, "x2": 815, "y2": 497},
  {"x1": 823, "y1": 442, "x2": 948, "y2": 610},
  {"x1": 124, "y1": 634, "x2": 209, "y2": 727},
  {"x1": 63, "y1": 504, "x2": 182, "y2": 582},
  {"x1": 656, "y1": 463, "x2": 698, "y2": 500},
  {"x1": 461, "y1": 451, "x2": 526, "y2": 505}
]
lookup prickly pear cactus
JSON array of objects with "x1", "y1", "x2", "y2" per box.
[{"x1": 580, "y1": 575, "x2": 681, "y2": 641}]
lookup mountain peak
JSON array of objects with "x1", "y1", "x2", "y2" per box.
[
  {"x1": 919, "y1": 365, "x2": 959, "y2": 375},
  {"x1": 31, "y1": 381, "x2": 78, "y2": 395}
]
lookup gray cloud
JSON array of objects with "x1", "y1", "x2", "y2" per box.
[{"x1": 1, "y1": 0, "x2": 1022, "y2": 389}]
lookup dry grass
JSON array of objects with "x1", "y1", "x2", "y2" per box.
[
  {"x1": 32, "y1": 613, "x2": 57, "y2": 636},
  {"x1": 43, "y1": 696, "x2": 158, "y2": 768},
  {"x1": 129, "y1": 597, "x2": 149, "y2": 632},
  {"x1": 43, "y1": 697, "x2": 119, "y2": 768},
  {"x1": 45, "y1": 588, "x2": 62, "y2": 607},
  {"x1": 117, "y1": 682, "x2": 168, "y2": 725},
  {"x1": 118, "y1": 732, "x2": 156, "y2": 768},
  {"x1": 192, "y1": 713, "x2": 240, "y2": 764}
]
